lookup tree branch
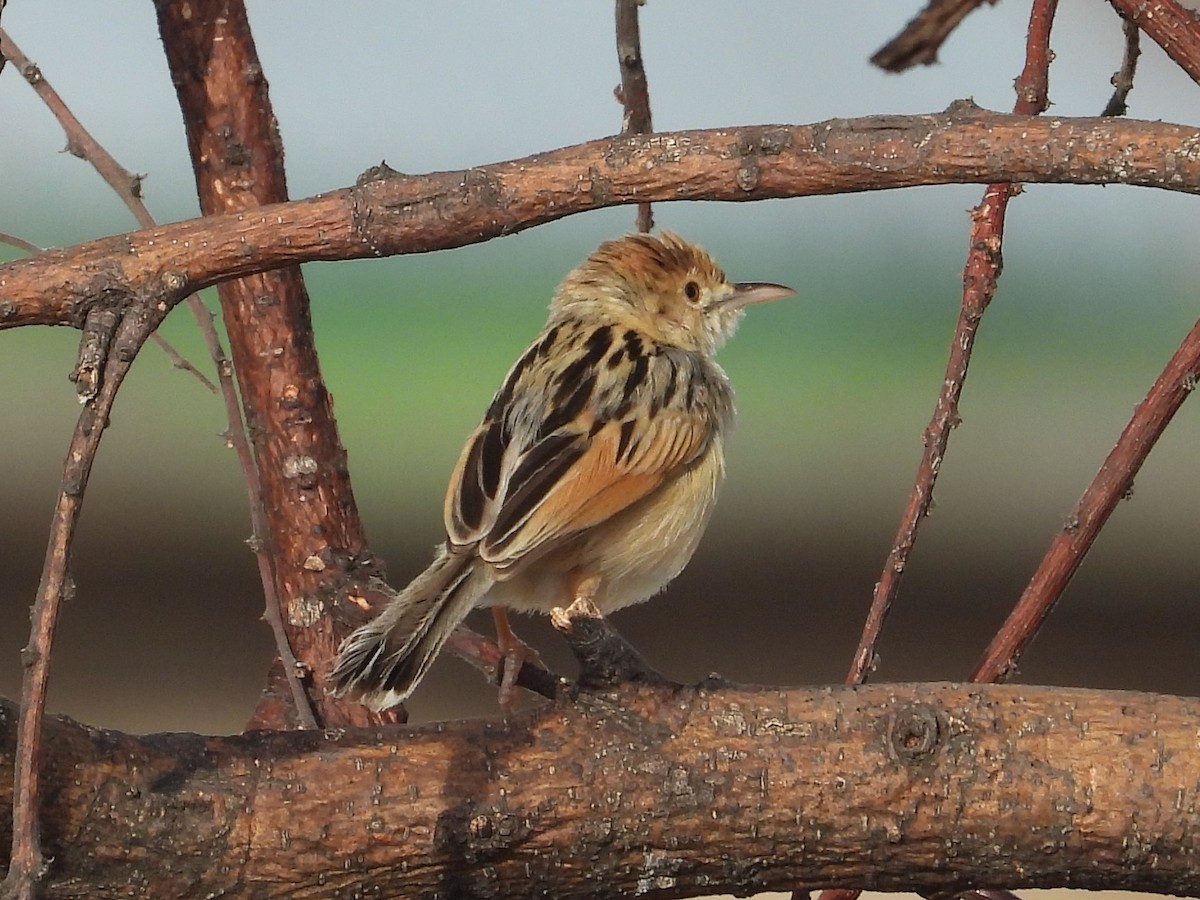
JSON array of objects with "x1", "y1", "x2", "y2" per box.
[
  {"x1": 1107, "y1": 0, "x2": 1200, "y2": 87},
  {"x1": 155, "y1": 0, "x2": 362, "y2": 730},
  {"x1": 1, "y1": 295, "x2": 179, "y2": 900},
  {"x1": 872, "y1": 0, "x2": 1000, "y2": 72},
  {"x1": 1102, "y1": 14, "x2": 1141, "y2": 117},
  {"x1": 614, "y1": 0, "x2": 655, "y2": 232},
  {"x1": 848, "y1": 0, "x2": 1060, "y2": 685},
  {"x1": 971, "y1": 313, "x2": 1200, "y2": 682},
  {"x1": 3, "y1": 682, "x2": 1200, "y2": 897},
  {"x1": 4, "y1": 110, "x2": 1200, "y2": 332}
]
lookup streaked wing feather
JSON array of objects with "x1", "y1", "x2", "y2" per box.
[
  {"x1": 444, "y1": 319, "x2": 720, "y2": 569},
  {"x1": 481, "y1": 411, "x2": 708, "y2": 567}
]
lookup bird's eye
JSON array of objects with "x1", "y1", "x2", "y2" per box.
[{"x1": 683, "y1": 281, "x2": 701, "y2": 303}]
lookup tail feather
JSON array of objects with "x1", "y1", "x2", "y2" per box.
[{"x1": 330, "y1": 546, "x2": 491, "y2": 711}]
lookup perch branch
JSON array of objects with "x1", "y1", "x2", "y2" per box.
[
  {"x1": 1, "y1": 296, "x2": 178, "y2": 900},
  {"x1": 615, "y1": 0, "x2": 654, "y2": 232},
  {"x1": 5, "y1": 112, "x2": 1200, "y2": 332},
  {"x1": 4, "y1": 683, "x2": 1200, "y2": 897},
  {"x1": 971, "y1": 314, "x2": 1200, "y2": 682},
  {"x1": 872, "y1": 0, "x2": 1000, "y2": 72},
  {"x1": 848, "y1": 1, "x2": 1059, "y2": 684},
  {"x1": 156, "y1": 0, "x2": 334, "y2": 730},
  {"x1": 1107, "y1": 0, "x2": 1200, "y2": 87}
]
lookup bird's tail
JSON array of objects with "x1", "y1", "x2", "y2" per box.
[{"x1": 330, "y1": 546, "x2": 491, "y2": 711}]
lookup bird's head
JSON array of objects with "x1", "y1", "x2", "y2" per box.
[{"x1": 552, "y1": 231, "x2": 793, "y2": 355}]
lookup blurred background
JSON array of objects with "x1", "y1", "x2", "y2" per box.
[{"x1": 2, "y1": 2, "x2": 1199, "y2": 747}]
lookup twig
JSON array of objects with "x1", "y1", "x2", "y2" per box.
[
  {"x1": 872, "y1": 0, "x2": 1000, "y2": 72},
  {"x1": 971, "y1": 314, "x2": 1200, "y2": 682},
  {"x1": 0, "y1": 28, "x2": 146, "y2": 224},
  {"x1": 614, "y1": 0, "x2": 654, "y2": 233},
  {"x1": 1102, "y1": 15, "x2": 1141, "y2": 117},
  {"x1": 1, "y1": 301, "x2": 175, "y2": 900},
  {"x1": 0, "y1": 27, "x2": 216, "y2": 396},
  {"x1": 1107, "y1": 0, "x2": 1200, "y2": 87},
  {"x1": 211, "y1": 323, "x2": 320, "y2": 730},
  {"x1": 445, "y1": 625, "x2": 560, "y2": 701},
  {"x1": 0, "y1": 231, "x2": 41, "y2": 255},
  {"x1": 2, "y1": 23, "x2": 313, "y2": 726},
  {"x1": 847, "y1": 0, "x2": 1060, "y2": 685}
]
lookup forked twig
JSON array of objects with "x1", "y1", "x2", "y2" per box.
[
  {"x1": 2, "y1": 302, "x2": 174, "y2": 900},
  {"x1": 847, "y1": 0, "x2": 1060, "y2": 685},
  {"x1": 971, "y1": 315, "x2": 1200, "y2": 682},
  {"x1": 0, "y1": 26, "x2": 313, "y2": 725},
  {"x1": 614, "y1": 0, "x2": 654, "y2": 233},
  {"x1": 0, "y1": 227, "x2": 216, "y2": 392}
]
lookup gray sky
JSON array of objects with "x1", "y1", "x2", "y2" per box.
[{"x1": 2, "y1": 2, "x2": 1198, "y2": 254}]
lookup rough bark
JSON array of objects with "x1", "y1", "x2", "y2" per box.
[
  {"x1": 154, "y1": 0, "x2": 380, "y2": 729},
  {"x1": 3, "y1": 110, "x2": 1199, "y2": 332},
  {"x1": 1, "y1": 683, "x2": 1198, "y2": 897}
]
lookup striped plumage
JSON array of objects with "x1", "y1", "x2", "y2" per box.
[{"x1": 330, "y1": 232, "x2": 791, "y2": 711}]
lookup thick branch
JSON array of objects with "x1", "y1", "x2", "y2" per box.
[
  {"x1": 156, "y1": 0, "x2": 370, "y2": 729},
  {"x1": 4, "y1": 110, "x2": 1200, "y2": 330},
  {"x1": 3, "y1": 683, "x2": 1200, "y2": 897}
]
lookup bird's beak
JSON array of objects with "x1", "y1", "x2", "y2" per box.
[{"x1": 722, "y1": 281, "x2": 795, "y2": 311}]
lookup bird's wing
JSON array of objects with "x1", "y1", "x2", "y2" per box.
[{"x1": 444, "y1": 321, "x2": 721, "y2": 571}]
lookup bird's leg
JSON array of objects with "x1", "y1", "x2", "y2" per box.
[{"x1": 492, "y1": 607, "x2": 545, "y2": 710}]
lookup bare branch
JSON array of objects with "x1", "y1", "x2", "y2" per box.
[
  {"x1": 5, "y1": 682, "x2": 1200, "y2": 896},
  {"x1": 971, "y1": 315, "x2": 1200, "y2": 682},
  {"x1": 615, "y1": 0, "x2": 654, "y2": 232},
  {"x1": 872, "y1": 0, "x2": 1001, "y2": 72},
  {"x1": 1102, "y1": 14, "x2": 1141, "y2": 117},
  {"x1": 849, "y1": 2, "x2": 1058, "y2": 684},
  {"x1": 5, "y1": 112, "x2": 1200, "y2": 333},
  {"x1": 155, "y1": 0, "x2": 330, "y2": 731},
  {"x1": 1, "y1": 296, "x2": 178, "y2": 900},
  {"x1": 1107, "y1": 0, "x2": 1200, "y2": 86}
]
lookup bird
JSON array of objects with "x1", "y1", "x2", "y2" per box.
[{"x1": 330, "y1": 231, "x2": 793, "y2": 711}]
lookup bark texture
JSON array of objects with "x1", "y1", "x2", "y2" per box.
[
  {"x1": 3, "y1": 111, "x2": 1200, "y2": 332},
  {"x1": 2, "y1": 683, "x2": 1198, "y2": 897},
  {"x1": 155, "y1": 0, "x2": 380, "y2": 729}
]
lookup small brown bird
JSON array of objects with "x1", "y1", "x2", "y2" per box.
[{"x1": 330, "y1": 232, "x2": 792, "y2": 710}]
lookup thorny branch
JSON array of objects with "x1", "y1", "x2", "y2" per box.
[
  {"x1": 614, "y1": 0, "x2": 654, "y2": 232},
  {"x1": 847, "y1": 0, "x2": 1060, "y2": 686},
  {"x1": 154, "y1": 0, "x2": 321, "y2": 731}
]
